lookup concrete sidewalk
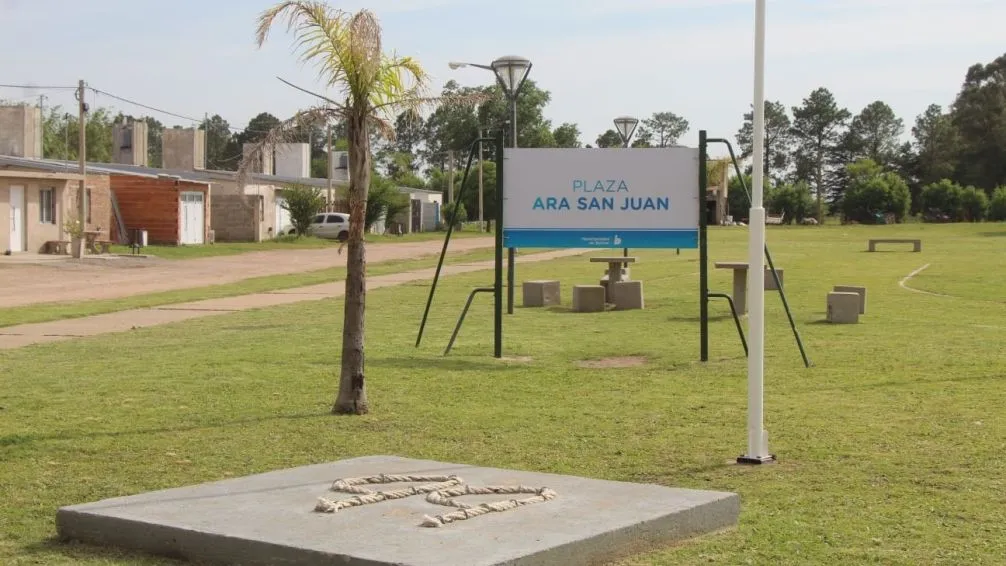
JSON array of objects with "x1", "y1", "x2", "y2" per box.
[{"x1": 0, "y1": 249, "x2": 587, "y2": 350}]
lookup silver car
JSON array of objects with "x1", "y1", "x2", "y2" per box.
[{"x1": 308, "y1": 213, "x2": 351, "y2": 241}]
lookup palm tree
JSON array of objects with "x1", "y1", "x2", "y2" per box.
[{"x1": 247, "y1": 2, "x2": 462, "y2": 414}]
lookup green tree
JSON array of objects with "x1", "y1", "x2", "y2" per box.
[
  {"x1": 951, "y1": 52, "x2": 1006, "y2": 189},
  {"x1": 988, "y1": 186, "x2": 1006, "y2": 221},
  {"x1": 840, "y1": 159, "x2": 911, "y2": 223},
  {"x1": 595, "y1": 129, "x2": 623, "y2": 148},
  {"x1": 253, "y1": 2, "x2": 443, "y2": 415},
  {"x1": 552, "y1": 122, "x2": 581, "y2": 148},
  {"x1": 844, "y1": 101, "x2": 904, "y2": 168},
  {"x1": 791, "y1": 87, "x2": 852, "y2": 220},
  {"x1": 919, "y1": 179, "x2": 963, "y2": 221},
  {"x1": 631, "y1": 126, "x2": 654, "y2": 147},
  {"x1": 768, "y1": 181, "x2": 814, "y2": 224},
  {"x1": 237, "y1": 112, "x2": 282, "y2": 146},
  {"x1": 281, "y1": 184, "x2": 326, "y2": 236},
  {"x1": 728, "y1": 174, "x2": 776, "y2": 220},
  {"x1": 201, "y1": 114, "x2": 239, "y2": 170},
  {"x1": 960, "y1": 186, "x2": 989, "y2": 221},
  {"x1": 366, "y1": 174, "x2": 408, "y2": 231},
  {"x1": 42, "y1": 106, "x2": 114, "y2": 162},
  {"x1": 441, "y1": 201, "x2": 467, "y2": 228},
  {"x1": 736, "y1": 100, "x2": 792, "y2": 181},
  {"x1": 642, "y1": 111, "x2": 689, "y2": 147}
]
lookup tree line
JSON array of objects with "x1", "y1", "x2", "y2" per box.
[{"x1": 23, "y1": 51, "x2": 1006, "y2": 224}]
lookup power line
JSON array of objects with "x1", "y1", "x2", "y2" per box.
[
  {"x1": 89, "y1": 86, "x2": 203, "y2": 124},
  {"x1": 0, "y1": 83, "x2": 77, "y2": 90}
]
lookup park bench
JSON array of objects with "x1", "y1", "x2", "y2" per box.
[
  {"x1": 867, "y1": 238, "x2": 921, "y2": 252},
  {"x1": 45, "y1": 240, "x2": 71, "y2": 255},
  {"x1": 765, "y1": 212, "x2": 785, "y2": 225}
]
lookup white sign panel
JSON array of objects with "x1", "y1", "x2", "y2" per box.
[{"x1": 502, "y1": 147, "x2": 700, "y2": 248}]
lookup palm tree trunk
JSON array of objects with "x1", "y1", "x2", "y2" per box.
[{"x1": 333, "y1": 111, "x2": 371, "y2": 415}]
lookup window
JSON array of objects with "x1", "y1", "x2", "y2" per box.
[
  {"x1": 313, "y1": 214, "x2": 326, "y2": 224},
  {"x1": 39, "y1": 188, "x2": 55, "y2": 224}
]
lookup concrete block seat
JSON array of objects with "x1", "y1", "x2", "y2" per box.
[
  {"x1": 572, "y1": 285, "x2": 606, "y2": 313},
  {"x1": 522, "y1": 280, "x2": 561, "y2": 307}
]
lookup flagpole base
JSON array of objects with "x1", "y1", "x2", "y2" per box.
[{"x1": 737, "y1": 454, "x2": 777, "y2": 465}]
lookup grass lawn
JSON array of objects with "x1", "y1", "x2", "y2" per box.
[
  {"x1": 1, "y1": 223, "x2": 1005, "y2": 565},
  {"x1": 0, "y1": 247, "x2": 498, "y2": 328},
  {"x1": 108, "y1": 230, "x2": 487, "y2": 260}
]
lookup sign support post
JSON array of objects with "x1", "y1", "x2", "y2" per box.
[{"x1": 699, "y1": 130, "x2": 709, "y2": 362}]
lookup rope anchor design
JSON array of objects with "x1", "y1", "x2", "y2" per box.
[{"x1": 313, "y1": 473, "x2": 556, "y2": 527}]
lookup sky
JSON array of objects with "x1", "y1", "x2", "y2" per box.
[{"x1": 1, "y1": 0, "x2": 1003, "y2": 155}]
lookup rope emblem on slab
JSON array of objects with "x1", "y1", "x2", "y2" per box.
[
  {"x1": 313, "y1": 473, "x2": 557, "y2": 527},
  {"x1": 314, "y1": 474, "x2": 463, "y2": 513},
  {"x1": 419, "y1": 484, "x2": 557, "y2": 528}
]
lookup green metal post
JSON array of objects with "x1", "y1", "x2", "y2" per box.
[
  {"x1": 699, "y1": 130, "x2": 709, "y2": 362},
  {"x1": 494, "y1": 131, "x2": 505, "y2": 358}
]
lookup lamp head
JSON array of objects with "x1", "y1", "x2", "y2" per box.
[
  {"x1": 613, "y1": 115, "x2": 639, "y2": 144},
  {"x1": 490, "y1": 55, "x2": 532, "y2": 98},
  {"x1": 448, "y1": 61, "x2": 467, "y2": 70}
]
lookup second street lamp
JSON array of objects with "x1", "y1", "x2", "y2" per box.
[
  {"x1": 613, "y1": 115, "x2": 639, "y2": 148},
  {"x1": 613, "y1": 115, "x2": 639, "y2": 264},
  {"x1": 449, "y1": 55, "x2": 533, "y2": 315}
]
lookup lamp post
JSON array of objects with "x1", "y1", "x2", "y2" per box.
[
  {"x1": 738, "y1": 0, "x2": 774, "y2": 465},
  {"x1": 613, "y1": 116, "x2": 638, "y2": 264},
  {"x1": 449, "y1": 55, "x2": 533, "y2": 315}
]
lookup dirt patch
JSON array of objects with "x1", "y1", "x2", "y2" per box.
[
  {"x1": 577, "y1": 356, "x2": 647, "y2": 369},
  {"x1": 499, "y1": 356, "x2": 533, "y2": 363}
]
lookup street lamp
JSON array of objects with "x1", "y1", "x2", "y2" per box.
[
  {"x1": 613, "y1": 116, "x2": 639, "y2": 264},
  {"x1": 449, "y1": 55, "x2": 533, "y2": 315},
  {"x1": 613, "y1": 116, "x2": 639, "y2": 148}
]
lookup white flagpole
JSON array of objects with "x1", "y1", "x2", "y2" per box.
[{"x1": 741, "y1": 0, "x2": 774, "y2": 464}]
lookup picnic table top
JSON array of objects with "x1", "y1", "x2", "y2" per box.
[
  {"x1": 590, "y1": 256, "x2": 637, "y2": 263},
  {"x1": 714, "y1": 261, "x2": 750, "y2": 269}
]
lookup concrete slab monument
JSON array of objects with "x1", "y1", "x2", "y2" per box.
[{"x1": 57, "y1": 455, "x2": 739, "y2": 566}]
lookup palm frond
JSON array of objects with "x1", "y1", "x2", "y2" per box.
[{"x1": 256, "y1": 1, "x2": 352, "y2": 97}]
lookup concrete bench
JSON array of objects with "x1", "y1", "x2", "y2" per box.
[
  {"x1": 868, "y1": 238, "x2": 921, "y2": 252},
  {"x1": 45, "y1": 240, "x2": 71, "y2": 255},
  {"x1": 833, "y1": 285, "x2": 866, "y2": 314},
  {"x1": 94, "y1": 240, "x2": 113, "y2": 254},
  {"x1": 522, "y1": 280, "x2": 560, "y2": 308},
  {"x1": 612, "y1": 280, "x2": 644, "y2": 310},
  {"x1": 572, "y1": 285, "x2": 606, "y2": 313},
  {"x1": 827, "y1": 292, "x2": 860, "y2": 323}
]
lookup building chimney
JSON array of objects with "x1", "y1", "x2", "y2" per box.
[
  {"x1": 242, "y1": 143, "x2": 274, "y2": 175},
  {"x1": 0, "y1": 105, "x2": 43, "y2": 158},
  {"x1": 111, "y1": 121, "x2": 149, "y2": 166},
  {"x1": 161, "y1": 128, "x2": 206, "y2": 170},
  {"x1": 274, "y1": 142, "x2": 310, "y2": 178}
]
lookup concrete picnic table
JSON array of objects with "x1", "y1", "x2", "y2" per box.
[
  {"x1": 713, "y1": 261, "x2": 751, "y2": 315},
  {"x1": 590, "y1": 256, "x2": 636, "y2": 284}
]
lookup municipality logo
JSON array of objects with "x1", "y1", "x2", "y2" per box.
[{"x1": 613, "y1": 234, "x2": 622, "y2": 246}]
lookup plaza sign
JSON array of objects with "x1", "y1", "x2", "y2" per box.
[{"x1": 502, "y1": 147, "x2": 700, "y2": 249}]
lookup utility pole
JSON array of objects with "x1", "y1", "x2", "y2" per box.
[
  {"x1": 447, "y1": 150, "x2": 455, "y2": 205},
  {"x1": 327, "y1": 123, "x2": 333, "y2": 207},
  {"x1": 478, "y1": 127, "x2": 484, "y2": 231},
  {"x1": 76, "y1": 79, "x2": 87, "y2": 258}
]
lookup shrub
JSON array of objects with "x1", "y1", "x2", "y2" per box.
[
  {"x1": 840, "y1": 159, "x2": 911, "y2": 224},
  {"x1": 989, "y1": 186, "x2": 1006, "y2": 221},
  {"x1": 728, "y1": 174, "x2": 776, "y2": 221},
  {"x1": 280, "y1": 184, "x2": 325, "y2": 237},
  {"x1": 959, "y1": 186, "x2": 989, "y2": 222},
  {"x1": 366, "y1": 175, "x2": 408, "y2": 231},
  {"x1": 919, "y1": 179, "x2": 963, "y2": 221},
  {"x1": 441, "y1": 201, "x2": 467, "y2": 229},
  {"x1": 768, "y1": 181, "x2": 814, "y2": 224}
]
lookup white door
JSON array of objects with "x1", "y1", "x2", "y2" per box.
[
  {"x1": 180, "y1": 191, "x2": 205, "y2": 245},
  {"x1": 275, "y1": 196, "x2": 291, "y2": 235},
  {"x1": 8, "y1": 185, "x2": 24, "y2": 252}
]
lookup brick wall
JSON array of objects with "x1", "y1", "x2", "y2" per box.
[
  {"x1": 109, "y1": 177, "x2": 209, "y2": 245},
  {"x1": 211, "y1": 194, "x2": 261, "y2": 242},
  {"x1": 64, "y1": 174, "x2": 112, "y2": 238}
]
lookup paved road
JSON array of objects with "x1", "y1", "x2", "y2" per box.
[
  {"x1": 0, "y1": 249, "x2": 588, "y2": 350},
  {"x1": 0, "y1": 237, "x2": 495, "y2": 309}
]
